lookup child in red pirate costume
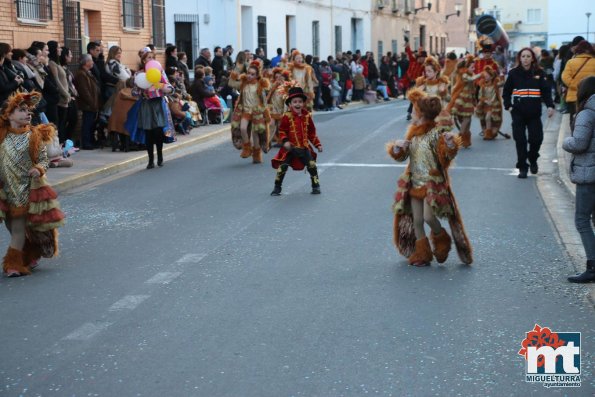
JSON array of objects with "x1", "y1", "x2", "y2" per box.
[
  {"x1": 229, "y1": 60, "x2": 271, "y2": 163},
  {"x1": 288, "y1": 50, "x2": 316, "y2": 110},
  {"x1": 387, "y1": 89, "x2": 472, "y2": 267},
  {"x1": 405, "y1": 37, "x2": 427, "y2": 120},
  {"x1": 476, "y1": 65, "x2": 503, "y2": 140},
  {"x1": 0, "y1": 92, "x2": 65, "y2": 277},
  {"x1": 415, "y1": 56, "x2": 453, "y2": 129},
  {"x1": 270, "y1": 87, "x2": 323, "y2": 196},
  {"x1": 266, "y1": 67, "x2": 293, "y2": 147},
  {"x1": 447, "y1": 55, "x2": 482, "y2": 148}
]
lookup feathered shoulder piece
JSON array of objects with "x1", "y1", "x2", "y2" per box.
[
  {"x1": 32, "y1": 123, "x2": 56, "y2": 144},
  {"x1": 438, "y1": 75, "x2": 450, "y2": 85},
  {"x1": 258, "y1": 77, "x2": 270, "y2": 90},
  {"x1": 407, "y1": 88, "x2": 427, "y2": 104}
]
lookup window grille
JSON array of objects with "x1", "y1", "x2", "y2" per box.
[
  {"x1": 63, "y1": 0, "x2": 81, "y2": 71},
  {"x1": 152, "y1": 0, "x2": 166, "y2": 48},
  {"x1": 123, "y1": 0, "x2": 144, "y2": 30},
  {"x1": 257, "y1": 16, "x2": 267, "y2": 56},
  {"x1": 312, "y1": 21, "x2": 320, "y2": 57},
  {"x1": 16, "y1": 0, "x2": 53, "y2": 22},
  {"x1": 335, "y1": 26, "x2": 342, "y2": 54}
]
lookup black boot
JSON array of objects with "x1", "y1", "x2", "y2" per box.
[
  {"x1": 157, "y1": 152, "x2": 164, "y2": 167},
  {"x1": 271, "y1": 164, "x2": 288, "y2": 195},
  {"x1": 307, "y1": 161, "x2": 320, "y2": 194},
  {"x1": 270, "y1": 185, "x2": 282, "y2": 196},
  {"x1": 568, "y1": 260, "x2": 595, "y2": 283}
]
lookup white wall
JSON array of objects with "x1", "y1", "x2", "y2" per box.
[
  {"x1": 548, "y1": 0, "x2": 594, "y2": 48},
  {"x1": 165, "y1": 0, "x2": 378, "y2": 61},
  {"x1": 479, "y1": 0, "x2": 548, "y2": 52}
]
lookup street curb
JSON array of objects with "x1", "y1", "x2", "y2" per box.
[
  {"x1": 52, "y1": 125, "x2": 229, "y2": 193},
  {"x1": 556, "y1": 114, "x2": 575, "y2": 198}
]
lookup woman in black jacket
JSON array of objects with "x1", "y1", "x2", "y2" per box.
[
  {"x1": 503, "y1": 48, "x2": 555, "y2": 178},
  {"x1": 0, "y1": 43, "x2": 24, "y2": 106}
]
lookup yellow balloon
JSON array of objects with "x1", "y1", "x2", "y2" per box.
[{"x1": 146, "y1": 68, "x2": 161, "y2": 84}]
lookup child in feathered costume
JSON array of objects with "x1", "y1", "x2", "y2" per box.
[
  {"x1": 287, "y1": 50, "x2": 316, "y2": 110},
  {"x1": 387, "y1": 89, "x2": 472, "y2": 267},
  {"x1": 475, "y1": 65, "x2": 503, "y2": 140},
  {"x1": 0, "y1": 92, "x2": 65, "y2": 277},
  {"x1": 229, "y1": 59, "x2": 271, "y2": 163},
  {"x1": 267, "y1": 67, "x2": 294, "y2": 147},
  {"x1": 447, "y1": 55, "x2": 482, "y2": 148},
  {"x1": 415, "y1": 56, "x2": 453, "y2": 129}
]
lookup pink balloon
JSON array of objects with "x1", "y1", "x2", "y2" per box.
[{"x1": 145, "y1": 60, "x2": 162, "y2": 71}]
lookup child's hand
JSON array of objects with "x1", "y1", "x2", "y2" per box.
[
  {"x1": 444, "y1": 133, "x2": 456, "y2": 148},
  {"x1": 28, "y1": 168, "x2": 40, "y2": 178},
  {"x1": 283, "y1": 141, "x2": 292, "y2": 150},
  {"x1": 394, "y1": 139, "x2": 410, "y2": 149},
  {"x1": 317, "y1": 145, "x2": 323, "y2": 153}
]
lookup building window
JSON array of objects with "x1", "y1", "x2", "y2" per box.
[
  {"x1": 152, "y1": 0, "x2": 166, "y2": 48},
  {"x1": 392, "y1": 39, "x2": 397, "y2": 55},
  {"x1": 257, "y1": 16, "x2": 267, "y2": 56},
  {"x1": 312, "y1": 21, "x2": 320, "y2": 57},
  {"x1": 377, "y1": 41, "x2": 383, "y2": 63},
  {"x1": 123, "y1": 0, "x2": 144, "y2": 30},
  {"x1": 487, "y1": 8, "x2": 501, "y2": 21},
  {"x1": 16, "y1": 0, "x2": 53, "y2": 22},
  {"x1": 527, "y1": 9, "x2": 542, "y2": 24},
  {"x1": 335, "y1": 26, "x2": 342, "y2": 54},
  {"x1": 63, "y1": 0, "x2": 81, "y2": 70},
  {"x1": 435, "y1": 0, "x2": 439, "y2": 13}
]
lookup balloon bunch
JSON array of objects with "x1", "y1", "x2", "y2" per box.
[{"x1": 135, "y1": 60, "x2": 163, "y2": 89}]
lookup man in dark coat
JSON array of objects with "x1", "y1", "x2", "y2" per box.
[
  {"x1": 74, "y1": 54, "x2": 101, "y2": 149},
  {"x1": 194, "y1": 48, "x2": 212, "y2": 69}
]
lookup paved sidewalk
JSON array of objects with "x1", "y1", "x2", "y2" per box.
[{"x1": 46, "y1": 122, "x2": 230, "y2": 193}]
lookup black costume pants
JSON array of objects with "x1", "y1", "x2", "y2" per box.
[
  {"x1": 275, "y1": 148, "x2": 319, "y2": 188},
  {"x1": 145, "y1": 127, "x2": 164, "y2": 165},
  {"x1": 511, "y1": 110, "x2": 543, "y2": 170}
]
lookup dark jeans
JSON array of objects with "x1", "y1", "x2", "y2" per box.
[
  {"x1": 575, "y1": 184, "x2": 595, "y2": 260},
  {"x1": 45, "y1": 102, "x2": 59, "y2": 126},
  {"x1": 81, "y1": 111, "x2": 98, "y2": 149},
  {"x1": 511, "y1": 110, "x2": 543, "y2": 170}
]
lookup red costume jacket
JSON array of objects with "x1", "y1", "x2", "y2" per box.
[
  {"x1": 271, "y1": 109, "x2": 321, "y2": 170},
  {"x1": 405, "y1": 45, "x2": 424, "y2": 83}
]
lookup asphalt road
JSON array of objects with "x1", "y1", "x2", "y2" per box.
[{"x1": 1, "y1": 102, "x2": 593, "y2": 397}]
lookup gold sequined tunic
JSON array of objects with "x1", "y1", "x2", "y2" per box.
[
  {"x1": 0, "y1": 129, "x2": 48, "y2": 208},
  {"x1": 409, "y1": 129, "x2": 443, "y2": 189}
]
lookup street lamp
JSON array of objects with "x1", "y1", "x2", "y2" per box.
[
  {"x1": 414, "y1": 2, "x2": 432, "y2": 14},
  {"x1": 445, "y1": 3, "x2": 462, "y2": 21},
  {"x1": 588, "y1": 12, "x2": 592, "y2": 42}
]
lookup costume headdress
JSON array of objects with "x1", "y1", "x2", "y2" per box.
[
  {"x1": 249, "y1": 59, "x2": 263, "y2": 75},
  {"x1": 476, "y1": 36, "x2": 494, "y2": 54},
  {"x1": 423, "y1": 56, "x2": 441, "y2": 73},
  {"x1": 0, "y1": 91, "x2": 41, "y2": 124},
  {"x1": 272, "y1": 67, "x2": 290, "y2": 80},
  {"x1": 406, "y1": 88, "x2": 441, "y2": 121}
]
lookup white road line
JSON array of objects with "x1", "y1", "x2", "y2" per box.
[
  {"x1": 176, "y1": 253, "x2": 207, "y2": 263},
  {"x1": 317, "y1": 163, "x2": 515, "y2": 172},
  {"x1": 64, "y1": 322, "x2": 112, "y2": 341},
  {"x1": 108, "y1": 295, "x2": 151, "y2": 311},
  {"x1": 145, "y1": 271, "x2": 183, "y2": 285}
]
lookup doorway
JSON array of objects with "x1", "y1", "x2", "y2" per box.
[{"x1": 175, "y1": 22, "x2": 194, "y2": 68}]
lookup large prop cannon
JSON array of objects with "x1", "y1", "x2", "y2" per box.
[{"x1": 476, "y1": 14, "x2": 510, "y2": 49}]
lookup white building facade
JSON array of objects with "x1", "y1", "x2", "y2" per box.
[
  {"x1": 164, "y1": 0, "x2": 375, "y2": 65},
  {"x1": 478, "y1": 0, "x2": 549, "y2": 52}
]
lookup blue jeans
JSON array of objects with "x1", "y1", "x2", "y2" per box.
[
  {"x1": 575, "y1": 184, "x2": 595, "y2": 260},
  {"x1": 81, "y1": 111, "x2": 97, "y2": 148}
]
